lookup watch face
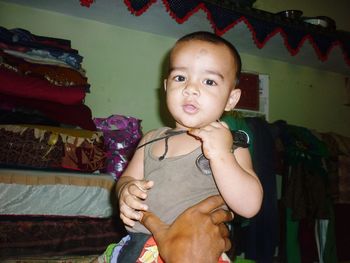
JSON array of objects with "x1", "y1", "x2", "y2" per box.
[
  {"x1": 232, "y1": 130, "x2": 250, "y2": 148},
  {"x1": 196, "y1": 154, "x2": 211, "y2": 176},
  {"x1": 195, "y1": 130, "x2": 250, "y2": 176}
]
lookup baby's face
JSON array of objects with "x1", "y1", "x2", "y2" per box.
[{"x1": 164, "y1": 40, "x2": 239, "y2": 130}]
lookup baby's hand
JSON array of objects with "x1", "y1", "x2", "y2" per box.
[
  {"x1": 189, "y1": 121, "x2": 233, "y2": 160},
  {"x1": 118, "y1": 179, "x2": 154, "y2": 227}
]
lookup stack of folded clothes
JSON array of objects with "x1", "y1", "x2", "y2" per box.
[
  {"x1": 0, "y1": 26, "x2": 107, "y2": 173},
  {"x1": 0, "y1": 26, "x2": 95, "y2": 130}
]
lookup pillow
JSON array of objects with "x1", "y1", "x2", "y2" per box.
[{"x1": 94, "y1": 115, "x2": 142, "y2": 180}]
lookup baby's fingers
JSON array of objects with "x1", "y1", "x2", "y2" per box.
[
  {"x1": 128, "y1": 180, "x2": 154, "y2": 199},
  {"x1": 124, "y1": 194, "x2": 149, "y2": 211},
  {"x1": 120, "y1": 212, "x2": 140, "y2": 227},
  {"x1": 119, "y1": 201, "x2": 143, "y2": 223}
]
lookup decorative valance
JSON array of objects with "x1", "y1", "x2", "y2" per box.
[{"x1": 79, "y1": 0, "x2": 350, "y2": 68}]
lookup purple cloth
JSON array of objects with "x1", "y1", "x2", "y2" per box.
[{"x1": 94, "y1": 115, "x2": 142, "y2": 180}]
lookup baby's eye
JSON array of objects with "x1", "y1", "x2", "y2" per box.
[
  {"x1": 204, "y1": 79, "x2": 217, "y2": 86},
  {"x1": 174, "y1": 75, "x2": 186, "y2": 82}
]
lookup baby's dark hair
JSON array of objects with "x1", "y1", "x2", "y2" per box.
[{"x1": 175, "y1": 31, "x2": 242, "y2": 81}]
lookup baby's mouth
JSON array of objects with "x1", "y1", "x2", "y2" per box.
[{"x1": 183, "y1": 103, "x2": 198, "y2": 114}]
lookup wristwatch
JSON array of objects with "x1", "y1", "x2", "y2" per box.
[
  {"x1": 196, "y1": 129, "x2": 250, "y2": 175},
  {"x1": 232, "y1": 130, "x2": 250, "y2": 148}
]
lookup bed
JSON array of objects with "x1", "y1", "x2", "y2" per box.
[{"x1": 0, "y1": 168, "x2": 127, "y2": 260}]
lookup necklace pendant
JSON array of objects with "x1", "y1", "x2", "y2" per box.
[{"x1": 196, "y1": 154, "x2": 211, "y2": 176}]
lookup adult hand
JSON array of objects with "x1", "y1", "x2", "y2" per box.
[{"x1": 141, "y1": 195, "x2": 233, "y2": 263}]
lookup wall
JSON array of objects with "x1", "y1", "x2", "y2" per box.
[{"x1": 1, "y1": 1, "x2": 349, "y2": 136}]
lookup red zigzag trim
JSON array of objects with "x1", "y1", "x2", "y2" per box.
[{"x1": 80, "y1": 0, "x2": 349, "y2": 67}]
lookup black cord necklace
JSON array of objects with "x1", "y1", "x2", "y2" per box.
[
  {"x1": 136, "y1": 129, "x2": 188, "y2": 160},
  {"x1": 136, "y1": 128, "x2": 250, "y2": 162}
]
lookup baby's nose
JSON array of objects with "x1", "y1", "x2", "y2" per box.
[{"x1": 183, "y1": 83, "x2": 200, "y2": 96}]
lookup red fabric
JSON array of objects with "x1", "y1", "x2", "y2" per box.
[
  {"x1": 0, "y1": 67, "x2": 85, "y2": 105},
  {"x1": 80, "y1": 0, "x2": 94, "y2": 8},
  {"x1": 0, "y1": 50, "x2": 89, "y2": 87},
  {"x1": 136, "y1": 237, "x2": 164, "y2": 263},
  {"x1": 136, "y1": 237, "x2": 231, "y2": 263},
  {"x1": 236, "y1": 72, "x2": 259, "y2": 111},
  {"x1": 0, "y1": 93, "x2": 96, "y2": 130}
]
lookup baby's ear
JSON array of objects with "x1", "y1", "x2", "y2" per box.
[
  {"x1": 163, "y1": 79, "x2": 168, "y2": 91},
  {"x1": 225, "y1": 88, "x2": 241, "y2": 111}
]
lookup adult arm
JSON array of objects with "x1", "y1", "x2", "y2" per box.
[{"x1": 141, "y1": 195, "x2": 233, "y2": 263}]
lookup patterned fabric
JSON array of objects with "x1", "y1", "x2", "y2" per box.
[
  {"x1": 0, "y1": 124, "x2": 106, "y2": 173},
  {"x1": 98, "y1": 235, "x2": 232, "y2": 263},
  {"x1": 0, "y1": 216, "x2": 126, "y2": 258},
  {"x1": 98, "y1": 236, "x2": 131, "y2": 263},
  {"x1": 1, "y1": 255, "x2": 99, "y2": 263},
  {"x1": 0, "y1": 125, "x2": 63, "y2": 169}
]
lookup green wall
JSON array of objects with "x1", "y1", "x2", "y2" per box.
[{"x1": 1, "y1": 2, "x2": 349, "y2": 136}]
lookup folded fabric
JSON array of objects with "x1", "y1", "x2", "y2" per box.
[
  {"x1": 0, "y1": 44, "x2": 82, "y2": 69},
  {"x1": 0, "y1": 124, "x2": 106, "y2": 173},
  {"x1": 0, "y1": 108, "x2": 60, "y2": 126},
  {"x1": 0, "y1": 67, "x2": 86, "y2": 105},
  {"x1": 0, "y1": 50, "x2": 89, "y2": 88},
  {"x1": 0, "y1": 93, "x2": 96, "y2": 130},
  {"x1": 0, "y1": 26, "x2": 75, "y2": 53},
  {"x1": 0, "y1": 27, "x2": 82, "y2": 69}
]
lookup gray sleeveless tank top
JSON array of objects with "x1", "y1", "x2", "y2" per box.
[{"x1": 127, "y1": 127, "x2": 221, "y2": 234}]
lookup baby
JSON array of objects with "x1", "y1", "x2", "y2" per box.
[{"x1": 108, "y1": 31, "x2": 263, "y2": 262}]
